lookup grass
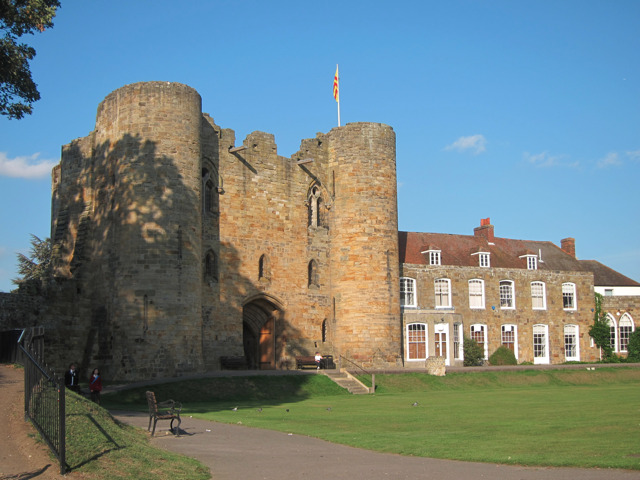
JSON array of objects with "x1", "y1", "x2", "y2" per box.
[
  {"x1": 63, "y1": 392, "x2": 209, "y2": 479},
  {"x1": 102, "y1": 367, "x2": 640, "y2": 470}
]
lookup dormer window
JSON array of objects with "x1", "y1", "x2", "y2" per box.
[
  {"x1": 519, "y1": 253, "x2": 538, "y2": 270},
  {"x1": 471, "y1": 251, "x2": 490, "y2": 268},
  {"x1": 421, "y1": 249, "x2": 441, "y2": 266}
]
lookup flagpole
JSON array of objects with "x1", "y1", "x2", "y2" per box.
[{"x1": 334, "y1": 64, "x2": 341, "y2": 127}]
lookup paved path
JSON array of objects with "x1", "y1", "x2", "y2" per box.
[{"x1": 112, "y1": 410, "x2": 640, "y2": 480}]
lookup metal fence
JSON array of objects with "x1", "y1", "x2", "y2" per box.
[{"x1": 18, "y1": 327, "x2": 66, "y2": 474}]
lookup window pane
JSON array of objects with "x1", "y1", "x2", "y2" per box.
[{"x1": 500, "y1": 281, "x2": 514, "y2": 308}]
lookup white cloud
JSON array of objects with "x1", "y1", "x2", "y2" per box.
[
  {"x1": 0, "y1": 152, "x2": 58, "y2": 179},
  {"x1": 524, "y1": 151, "x2": 578, "y2": 168},
  {"x1": 597, "y1": 152, "x2": 622, "y2": 168},
  {"x1": 444, "y1": 134, "x2": 487, "y2": 155},
  {"x1": 626, "y1": 150, "x2": 640, "y2": 162}
]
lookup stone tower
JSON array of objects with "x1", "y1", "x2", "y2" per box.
[
  {"x1": 326, "y1": 123, "x2": 402, "y2": 367},
  {"x1": 52, "y1": 82, "x2": 205, "y2": 378}
]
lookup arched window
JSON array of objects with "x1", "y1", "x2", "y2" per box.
[
  {"x1": 499, "y1": 280, "x2": 515, "y2": 309},
  {"x1": 202, "y1": 167, "x2": 219, "y2": 215},
  {"x1": 533, "y1": 324, "x2": 549, "y2": 364},
  {"x1": 259, "y1": 254, "x2": 270, "y2": 281},
  {"x1": 204, "y1": 250, "x2": 218, "y2": 283},
  {"x1": 619, "y1": 313, "x2": 634, "y2": 352},
  {"x1": 308, "y1": 185, "x2": 323, "y2": 227},
  {"x1": 564, "y1": 324, "x2": 579, "y2": 361},
  {"x1": 607, "y1": 313, "x2": 617, "y2": 351},
  {"x1": 308, "y1": 259, "x2": 319, "y2": 288}
]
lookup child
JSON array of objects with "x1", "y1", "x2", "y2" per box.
[{"x1": 89, "y1": 368, "x2": 102, "y2": 404}]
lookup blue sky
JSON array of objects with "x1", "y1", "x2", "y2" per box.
[{"x1": 1, "y1": 0, "x2": 639, "y2": 292}]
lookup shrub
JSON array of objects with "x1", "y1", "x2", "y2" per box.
[
  {"x1": 463, "y1": 336, "x2": 485, "y2": 366},
  {"x1": 489, "y1": 346, "x2": 517, "y2": 366},
  {"x1": 626, "y1": 329, "x2": 640, "y2": 362}
]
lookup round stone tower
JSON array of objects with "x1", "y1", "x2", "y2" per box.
[
  {"x1": 326, "y1": 122, "x2": 401, "y2": 367},
  {"x1": 91, "y1": 82, "x2": 204, "y2": 378}
]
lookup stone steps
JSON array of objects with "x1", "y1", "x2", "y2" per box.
[{"x1": 322, "y1": 369, "x2": 372, "y2": 395}]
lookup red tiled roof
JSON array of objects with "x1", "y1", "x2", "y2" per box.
[
  {"x1": 399, "y1": 230, "x2": 584, "y2": 272},
  {"x1": 399, "y1": 229, "x2": 640, "y2": 285}
]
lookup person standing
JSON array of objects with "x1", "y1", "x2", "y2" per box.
[
  {"x1": 89, "y1": 368, "x2": 102, "y2": 404},
  {"x1": 64, "y1": 363, "x2": 79, "y2": 392}
]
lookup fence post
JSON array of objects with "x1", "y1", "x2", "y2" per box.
[{"x1": 59, "y1": 383, "x2": 66, "y2": 474}]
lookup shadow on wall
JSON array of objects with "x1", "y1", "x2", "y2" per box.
[{"x1": 46, "y1": 133, "x2": 309, "y2": 383}]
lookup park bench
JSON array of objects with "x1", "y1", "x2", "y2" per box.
[
  {"x1": 220, "y1": 355, "x2": 248, "y2": 370},
  {"x1": 296, "y1": 355, "x2": 335, "y2": 369},
  {"x1": 146, "y1": 391, "x2": 182, "y2": 436}
]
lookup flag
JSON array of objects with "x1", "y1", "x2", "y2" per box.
[{"x1": 333, "y1": 65, "x2": 339, "y2": 102}]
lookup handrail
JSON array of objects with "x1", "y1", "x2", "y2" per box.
[{"x1": 338, "y1": 355, "x2": 375, "y2": 393}]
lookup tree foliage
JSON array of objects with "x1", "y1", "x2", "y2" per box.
[
  {"x1": 626, "y1": 329, "x2": 640, "y2": 363},
  {"x1": 489, "y1": 345, "x2": 518, "y2": 366},
  {"x1": 1, "y1": 0, "x2": 60, "y2": 119},
  {"x1": 12, "y1": 234, "x2": 52, "y2": 293},
  {"x1": 463, "y1": 336, "x2": 485, "y2": 366},
  {"x1": 588, "y1": 293, "x2": 614, "y2": 360}
]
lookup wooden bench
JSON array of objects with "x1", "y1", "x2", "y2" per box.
[
  {"x1": 146, "y1": 391, "x2": 182, "y2": 436},
  {"x1": 220, "y1": 355, "x2": 248, "y2": 370},
  {"x1": 295, "y1": 356, "x2": 318, "y2": 369},
  {"x1": 296, "y1": 355, "x2": 336, "y2": 369}
]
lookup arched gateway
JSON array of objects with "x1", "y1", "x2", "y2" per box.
[{"x1": 242, "y1": 294, "x2": 284, "y2": 370}]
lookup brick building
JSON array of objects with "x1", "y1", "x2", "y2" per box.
[{"x1": 4, "y1": 81, "x2": 635, "y2": 380}]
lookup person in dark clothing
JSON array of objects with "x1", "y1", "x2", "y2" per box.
[{"x1": 64, "y1": 363, "x2": 79, "y2": 392}]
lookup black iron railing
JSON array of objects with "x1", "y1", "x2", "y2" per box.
[{"x1": 18, "y1": 328, "x2": 66, "y2": 474}]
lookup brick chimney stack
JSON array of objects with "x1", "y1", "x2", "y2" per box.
[
  {"x1": 561, "y1": 237, "x2": 576, "y2": 258},
  {"x1": 474, "y1": 217, "x2": 495, "y2": 242}
]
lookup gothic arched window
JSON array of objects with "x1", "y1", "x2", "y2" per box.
[
  {"x1": 308, "y1": 259, "x2": 319, "y2": 288},
  {"x1": 204, "y1": 250, "x2": 218, "y2": 283}
]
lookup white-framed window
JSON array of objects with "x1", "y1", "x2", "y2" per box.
[
  {"x1": 468, "y1": 279, "x2": 485, "y2": 309},
  {"x1": 604, "y1": 288, "x2": 614, "y2": 297},
  {"x1": 619, "y1": 313, "x2": 634, "y2": 352},
  {"x1": 400, "y1": 277, "x2": 416, "y2": 308},
  {"x1": 531, "y1": 281, "x2": 546, "y2": 310},
  {"x1": 526, "y1": 255, "x2": 538, "y2": 270},
  {"x1": 406, "y1": 323, "x2": 427, "y2": 360},
  {"x1": 499, "y1": 280, "x2": 515, "y2": 309},
  {"x1": 471, "y1": 251, "x2": 490, "y2": 267},
  {"x1": 562, "y1": 282, "x2": 577, "y2": 310},
  {"x1": 435, "y1": 278, "x2": 451, "y2": 308},
  {"x1": 501, "y1": 324, "x2": 518, "y2": 360},
  {"x1": 564, "y1": 324, "x2": 580, "y2": 361},
  {"x1": 533, "y1": 324, "x2": 549, "y2": 364},
  {"x1": 453, "y1": 323, "x2": 462, "y2": 360},
  {"x1": 470, "y1": 324, "x2": 488, "y2": 360},
  {"x1": 425, "y1": 250, "x2": 441, "y2": 266},
  {"x1": 608, "y1": 313, "x2": 618, "y2": 352}
]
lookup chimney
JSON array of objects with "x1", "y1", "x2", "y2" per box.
[
  {"x1": 474, "y1": 217, "x2": 494, "y2": 242},
  {"x1": 561, "y1": 237, "x2": 576, "y2": 258}
]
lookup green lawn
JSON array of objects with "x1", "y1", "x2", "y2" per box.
[{"x1": 102, "y1": 367, "x2": 640, "y2": 470}]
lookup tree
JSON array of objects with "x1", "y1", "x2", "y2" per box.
[
  {"x1": 12, "y1": 234, "x2": 53, "y2": 293},
  {"x1": 627, "y1": 329, "x2": 640, "y2": 363},
  {"x1": 463, "y1": 336, "x2": 485, "y2": 366},
  {"x1": 588, "y1": 293, "x2": 614, "y2": 361},
  {"x1": 1, "y1": 0, "x2": 60, "y2": 119}
]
